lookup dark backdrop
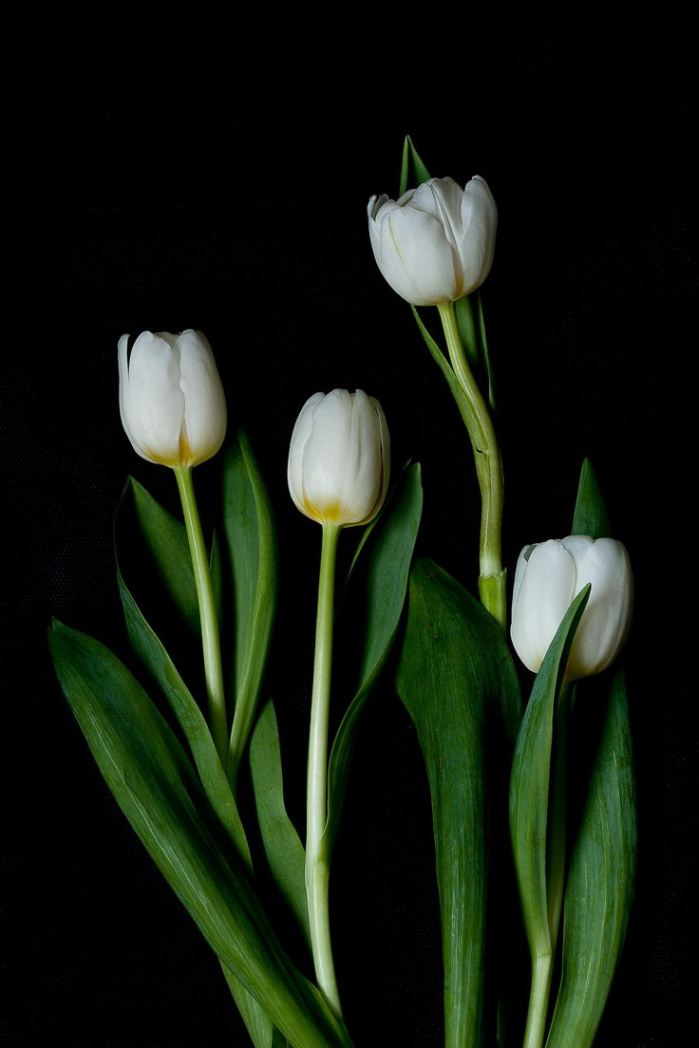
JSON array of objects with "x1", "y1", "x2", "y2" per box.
[{"x1": 3, "y1": 6, "x2": 696, "y2": 1047}]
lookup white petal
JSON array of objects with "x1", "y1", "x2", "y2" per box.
[
  {"x1": 175, "y1": 329, "x2": 227, "y2": 466},
  {"x1": 301, "y1": 390, "x2": 354, "y2": 518},
  {"x1": 566, "y1": 538, "x2": 634, "y2": 678},
  {"x1": 287, "y1": 392, "x2": 325, "y2": 517},
  {"x1": 456, "y1": 175, "x2": 498, "y2": 294},
  {"x1": 510, "y1": 540, "x2": 577, "y2": 672},
  {"x1": 121, "y1": 331, "x2": 185, "y2": 464},
  {"x1": 379, "y1": 205, "x2": 458, "y2": 305},
  {"x1": 334, "y1": 390, "x2": 383, "y2": 523}
]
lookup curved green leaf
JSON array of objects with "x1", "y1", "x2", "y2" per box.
[
  {"x1": 509, "y1": 586, "x2": 591, "y2": 963},
  {"x1": 249, "y1": 699, "x2": 311, "y2": 954},
  {"x1": 323, "y1": 462, "x2": 423, "y2": 858},
  {"x1": 223, "y1": 428, "x2": 278, "y2": 783},
  {"x1": 124, "y1": 475, "x2": 200, "y2": 633},
  {"x1": 541, "y1": 461, "x2": 637, "y2": 1046},
  {"x1": 546, "y1": 669, "x2": 636, "y2": 1048},
  {"x1": 49, "y1": 621, "x2": 353, "y2": 1048},
  {"x1": 396, "y1": 558, "x2": 522, "y2": 1048},
  {"x1": 115, "y1": 482, "x2": 248, "y2": 862}
]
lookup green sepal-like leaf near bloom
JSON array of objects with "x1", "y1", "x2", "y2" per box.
[
  {"x1": 509, "y1": 586, "x2": 591, "y2": 961},
  {"x1": 223, "y1": 428, "x2": 278, "y2": 784},
  {"x1": 399, "y1": 134, "x2": 431, "y2": 196},
  {"x1": 545, "y1": 668, "x2": 636, "y2": 1048},
  {"x1": 322, "y1": 461, "x2": 424, "y2": 860},
  {"x1": 249, "y1": 698, "x2": 311, "y2": 955},
  {"x1": 454, "y1": 292, "x2": 495, "y2": 406},
  {"x1": 396, "y1": 558, "x2": 522, "y2": 1048},
  {"x1": 409, "y1": 307, "x2": 479, "y2": 432},
  {"x1": 572, "y1": 457, "x2": 613, "y2": 540},
  {"x1": 49, "y1": 621, "x2": 354, "y2": 1048}
]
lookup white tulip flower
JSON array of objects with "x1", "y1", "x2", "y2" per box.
[
  {"x1": 287, "y1": 389, "x2": 390, "y2": 528},
  {"x1": 510, "y1": 536, "x2": 633, "y2": 680},
  {"x1": 118, "y1": 329, "x2": 227, "y2": 468},
  {"x1": 367, "y1": 175, "x2": 498, "y2": 307}
]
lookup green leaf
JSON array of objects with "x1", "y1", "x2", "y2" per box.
[
  {"x1": 509, "y1": 586, "x2": 591, "y2": 963},
  {"x1": 541, "y1": 462, "x2": 637, "y2": 1047},
  {"x1": 453, "y1": 292, "x2": 497, "y2": 410},
  {"x1": 223, "y1": 428, "x2": 278, "y2": 782},
  {"x1": 124, "y1": 475, "x2": 200, "y2": 633},
  {"x1": 323, "y1": 462, "x2": 423, "y2": 858},
  {"x1": 114, "y1": 481, "x2": 250, "y2": 858},
  {"x1": 571, "y1": 458, "x2": 612, "y2": 539},
  {"x1": 399, "y1": 135, "x2": 431, "y2": 196},
  {"x1": 395, "y1": 558, "x2": 522, "y2": 1048},
  {"x1": 249, "y1": 699, "x2": 311, "y2": 953},
  {"x1": 49, "y1": 621, "x2": 353, "y2": 1048},
  {"x1": 546, "y1": 669, "x2": 637, "y2": 1048}
]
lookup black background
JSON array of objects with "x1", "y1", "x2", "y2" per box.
[{"x1": 3, "y1": 5, "x2": 696, "y2": 1047}]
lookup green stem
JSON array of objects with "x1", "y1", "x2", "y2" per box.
[
  {"x1": 521, "y1": 682, "x2": 571, "y2": 1048},
  {"x1": 437, "y1": 300, "x2": 506, "y2": 628},
  {"x1": 306, "y1": 522, "x2": 343, "y2": 1018},
  {"x1": 174, "y1": 466, "x2": 228, "y2": 766}
]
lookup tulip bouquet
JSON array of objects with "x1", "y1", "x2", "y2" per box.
[{"x1": 49, "y1": 137, "x2": 636, "y2": 1048}]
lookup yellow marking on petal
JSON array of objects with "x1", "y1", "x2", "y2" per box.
[
  {"x1": 179, "y1": 427, "x2": 192, "y2": 466},
  {"x1": 303, "y1": 496, "x2": 343, "y2": 524}
]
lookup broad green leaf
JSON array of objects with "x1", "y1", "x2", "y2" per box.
[
  {"x1": 396, "y1": 558, "x2": 522, "y2": 1048},
  {"x1": 249, "y1": 699, "x2": 311, "y2": 953},
  {"x1": 49, "y1": 621, "x2": 353, "y2": 1048},
  {"x1": 541, "y1": 462, "x2": 637, "y2": 1047},
  {"x1": 509, "y1": 586, "x2": 590, "y2": 963},
  {"x1": 114, "y1": 483, "x2": 248, "y2": 861},
  {"x1": 399, "y1": 135, "x2": 431, "y2": 195},
  {"x1": 571, "y1": 458, "x2": 612, "y2": 539},
  {"x1": 116, "y1": 480, "x2": 295, "y2": 1048},
  {"x1": 322, "y1": 462, "x2": 423, "y2": 858},
  {"x1": 546, "y1": 669, "x2": 637, "y2": 1048},
  {"x1": 221, "y1": 961, "x2": 276, "y2": 1048},
  {"x1": 117, "y1": 580, "x2": 250, "y2": 864},
  {"x1": 125, "y1": 475, "x2": 200, "y2": 633},
  {"x1": 223, "y1": 429, "x2": 278, "y2": 783}
]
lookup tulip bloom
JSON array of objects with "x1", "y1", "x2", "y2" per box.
[
  {"x1": 367, "y1": 175, "x2": 498, "y2": 307},
  {"x1": 118, "y1": 329, "x2": 227, "y2": 468},
  {"x1": 287, "y1": 389, "x2": 390, "y2": 527},
  {"x1": 510, "y1": 536, "x2": 633, "y2": 680}
]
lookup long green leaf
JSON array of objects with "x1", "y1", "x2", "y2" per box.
[
  {"x1": 546, "y1": 669, "x2": 636, "y2": 1048},
  {"x1": 125, "y1": 475, "x2": 200, "y2": 633},
  {"x1": 115, "y1": 483, "x2": 248, "y2": 863},
  {"x1": 396, "y1": 558, "x2": 522, "y2": 1048},
  {"x1": 49, "y1": 621, "x2": 353, "y2": 1048},
  {"x1": 116, "y1": 476, "x2": 287, "y2": 1045},
  {"x1": 249, "y1": 699, "x2": 311, "y2": 953},
  {"x1": 223, "y1": 428, "x2": 278, "y2": 782},
  {"x1": 509, "y1": 587, "x2": 591, "y2": 963},
  {"x1": 322, "y1": 462, "x2": 423, "y2": 857},
  {"x1": 542, "y1": 462, "x2": 637, "y2": 1047}
]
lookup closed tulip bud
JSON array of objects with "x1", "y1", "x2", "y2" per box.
[
  {"x1": 287, "y1": 389, "x2": 390, "y2": 527},
  {"x1": 367, "y1": 175, "x2": 498, "y2": 307},
  {"x1": 510, "y1": 536, "x2": 633, "y2": 680},
  {"x1": 118, "y1": 329, "x2": 227, "y2": 468}
]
